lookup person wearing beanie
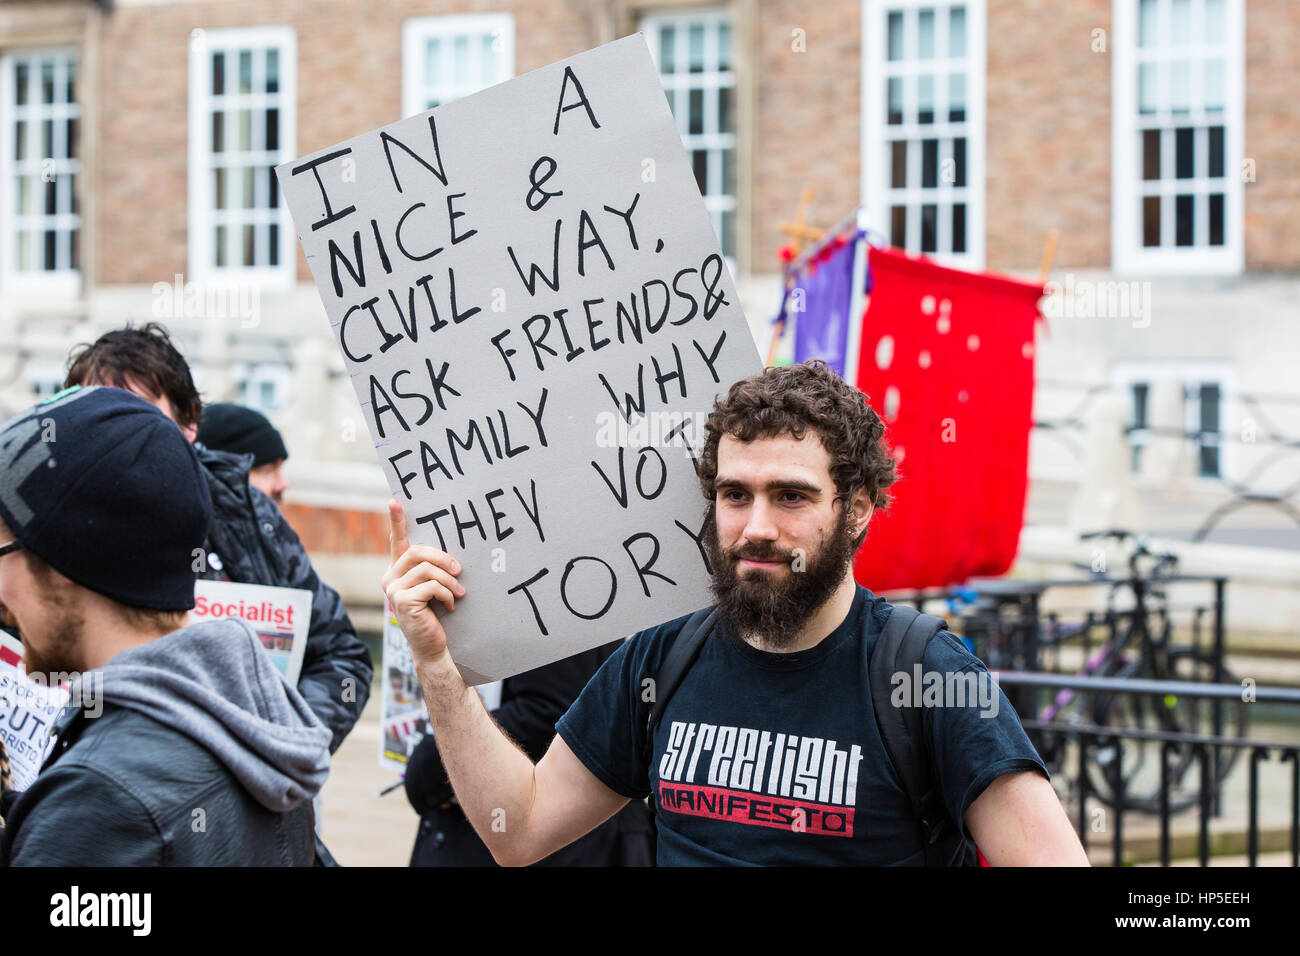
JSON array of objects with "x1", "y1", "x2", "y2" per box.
[
  {"x1": 0, "y1": 386, "x2": 331, "y2": 865},
  {"x1": 63, "y1": 322, "x2": 372, "y2": 756},
  {"x1": 198, "y1": 403, "x2": 290, "y2": 505}
]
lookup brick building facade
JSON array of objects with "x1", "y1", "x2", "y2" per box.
[
  {"x1": 5, "y1": 0, "x2": 1294, "y2": 288},
  {"x1": 2, "y1": 0, "x2": 1297, "y2": 564}
]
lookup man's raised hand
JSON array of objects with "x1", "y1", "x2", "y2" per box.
[{"x1": 383, "y1": 499, "x2": 466, "y2": 667}]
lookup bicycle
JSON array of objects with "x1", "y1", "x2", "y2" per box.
[{"x1": 1030, "y1": 530, "x2": 1247, "y2": 814}]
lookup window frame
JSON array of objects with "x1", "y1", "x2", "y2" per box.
[
  {"x1": 0, "y1": 47, "x2": 84, "y2": 298},
  {"x1": 401, "y1": 13, "x2": 516, "y2": 119},
  {"x1": 187, "y1": 25, "x2": 297, "y2": 287},
  {"x1": 231, "y1": 360, "x2": 293, "y2": 415},
  {"x1": 640, "y1": 6, "x2": 739, "y2": 266},
  {"x1": 1110, "y1": 359, "x2": 1235, "y2": 481},
  {"x1": 1186, "y1": 378, "x2": 1224, "y2": 479},
  {"x1": 1111, "y1": 0, "x2": 1245, "y2": 276},
  {"x1": 862, "y1": 0, "x2": 986, "y2": 269}
]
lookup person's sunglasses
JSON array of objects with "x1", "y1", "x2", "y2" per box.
[{"x1": 0, "y1": 540, "x2": 23, "y2": 558}]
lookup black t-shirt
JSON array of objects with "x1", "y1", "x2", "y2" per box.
[{"x1": 555, "y1": 584, "x2": 1048, "y2": 865}]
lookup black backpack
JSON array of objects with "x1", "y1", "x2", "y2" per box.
[{"x1": 639, "y1": 603, "x2": 979, "y2": 866}]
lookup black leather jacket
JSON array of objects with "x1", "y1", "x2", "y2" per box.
[
  {"x1": 2, "y1": 704, "x2": 316, "y2": 865},
  {"x1": 196, "y1": 445, "x2": 373, "y2": 752},
  {"x1": 1, "y1": 619, "x2": 329, "y2": 866}
]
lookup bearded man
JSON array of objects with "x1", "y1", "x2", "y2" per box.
[{"x1": 382, "y1": 360, "x2": 1088, "y2": 865}]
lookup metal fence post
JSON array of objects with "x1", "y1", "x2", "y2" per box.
[
  {"x1": 1212, "y1": 578, "x2": 1226, "y2": 817},
  {"x1": 1112, "y1": 740, "x2": 1124, "y2": 867},
  {"x1": 1198, "y1": 744, "x2": 1212, "y2": 867},
  {"x1": 1248, "y1": 747, "x2": 1264, "y2": 867},
  {"x1": 1078, "y1": 735, "x2": 1090, "y2": 860},
  {"x1": 1160, "y1": 741, "x2": 1172, "y2": 867}
]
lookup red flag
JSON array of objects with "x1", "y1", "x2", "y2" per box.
[{"x1": 853, "y1": 247, "x2": 1043, "y2": 593}]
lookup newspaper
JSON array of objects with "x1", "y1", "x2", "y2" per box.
[
  {"x1": 380, "y1": 602, "x2": 428, "y2": 773},
  {"x1": 0, "y1": 631, "x2": 68, "y2": 792},
  {"x1": 192, "y1": 580, "x2": 312, "y2": 686}
]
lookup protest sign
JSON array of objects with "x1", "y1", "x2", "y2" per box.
[
  {"x1": 192, "y1": 580, "x2": 311, "y2": 685},
  {"x1": 278, "y1": 35, "x2": 761, "y2": 683},
  {"x1": 0, "y1": 631, "x2": 67, "y2": 791}
]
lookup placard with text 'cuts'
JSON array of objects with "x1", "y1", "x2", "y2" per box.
[{"x1": 278, "y1": 35, "x2": 761, "y2": 683}]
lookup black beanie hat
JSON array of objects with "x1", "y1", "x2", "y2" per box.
[
  {"x1": 196, "y1": 403, "x2": 288, "y2": 468},
  {"x1": 0, "y1": 386, "x2": 212, "y2": 611}
]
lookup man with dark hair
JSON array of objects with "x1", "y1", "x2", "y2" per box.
[
  {"x1": 197, "y1": 403, "x2": 290, "y2": 505},
  {"x1": 65, "y1": 323, "x2": 372, "y2": 753},
  {"x1": 382, "y1": 360, "x2": 1089, "y2": 865},
  {"x1": 65, "y1": 323, "x2": 203, "y2": 437},
  {"x1": 0, "y1": 387, "x2": 329, "y2": 865}
]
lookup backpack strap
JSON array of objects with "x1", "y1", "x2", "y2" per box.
[
  {"x1": 639, "y1": 607, "x2": 717, "y2": 768},
  {"x1": 869, "y1": 604, "x2": 955, "y2": 866}
]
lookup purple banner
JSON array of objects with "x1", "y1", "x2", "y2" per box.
[{"x1": 792, "y1": 235, "x2": 859, "y2": 377}]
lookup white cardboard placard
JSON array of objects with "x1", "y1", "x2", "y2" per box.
[{"x1": 278, "y1": 35, "x2": 761, "y2": 683}]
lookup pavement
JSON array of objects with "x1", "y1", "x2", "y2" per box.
[{"x1": 319, "y1": 692, "x2": 420, "y2": 867}]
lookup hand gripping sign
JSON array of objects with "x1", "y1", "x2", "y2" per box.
[{"x1": 277, "y1": 36, "x2": 762, "y2": 683}]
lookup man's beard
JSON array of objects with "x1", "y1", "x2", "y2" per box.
[
  {"x1": 2, "y1": 597, "x2": 84, "y2": 681},
  {"x1": 702, "y1": 503, "x2": 859, "y2": 650}
]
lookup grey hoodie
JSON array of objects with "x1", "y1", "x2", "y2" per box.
[
  {"x1": 85, "y1": 617, "x2": 332, "y2": 811},
  {"x1": 2, "y1": 617, "x2": 332, "y2": 866}
]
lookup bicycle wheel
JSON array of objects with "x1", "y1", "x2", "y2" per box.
[
  {"x1": 1164, "y1": 651, "x2": 1248, "y2": 787},
  {"x1": 1084, "y1": 654, "x2": 1248, "y2": 814}
]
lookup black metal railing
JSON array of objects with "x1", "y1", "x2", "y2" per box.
[
  {"x1": 996, "y1": 670, "x2": 1300, "y2": 867},
  {"x1": 888, "y1": 576, "x2": 1232, "y2": 758}
]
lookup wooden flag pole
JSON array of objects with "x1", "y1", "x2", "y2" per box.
[
  {"x1": 768, "y1": 187, "x2": 825, "y2": 366},
  {"x1": 1037, "y1": 229, "x2": 1060, "y2": 285},
  {"x1": 777, "y1": 187, "x2": 824, "y2": 250},
  {"x1": 1035, "y1": 229, "x2": 1060, "y2": 339}
]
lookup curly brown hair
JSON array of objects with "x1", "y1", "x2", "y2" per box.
[{"x1": 697, "y1": 359, "x2": 897, "y2": 532}]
